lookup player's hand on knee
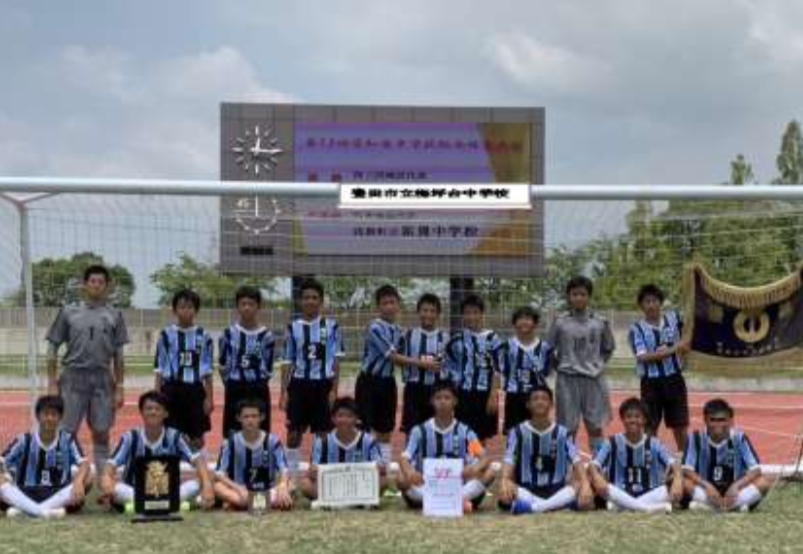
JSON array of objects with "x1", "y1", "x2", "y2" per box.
[
  {"x1": 275, "y1": 486, "x2": 293, "y2": 510},
  {"x1": 410, "y1": 470, "x2": 424, "y2": 487},
  {"x1": 71, "y1": 483, "x2": 86, "y2": 505},
  {"x1": 498, "y1": 479, "x2": 515, "y2": 503},
  {"x1": 669, "y1": 481, "x2": 684, "y2": 505},
  {"x1": 577, "y1": 484, "x2": 594, "y2": 510}
]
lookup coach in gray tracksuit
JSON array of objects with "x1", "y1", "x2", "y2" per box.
[
  {"x1": 546, "y1": 276, "x2": 615, "y2": 454},
  {"x1": 46, "y1": 264, "x2": 128, "y2": 475}
]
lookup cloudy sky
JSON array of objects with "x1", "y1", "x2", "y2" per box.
[{"x1": 1, "y1": 0, "x2": 802, "y2": 305}]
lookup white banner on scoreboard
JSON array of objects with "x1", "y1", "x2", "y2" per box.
[
  {"x1": 339, "y1": 183, "x2": 531, "y2": 210},
  {"x1": 423, "y1": 458, "x2": 465, "y2": 518},
  {"x1": 312, "y1": 462, "x2": 381, "y2": 509}
]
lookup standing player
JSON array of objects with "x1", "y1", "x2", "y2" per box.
[
  {"x1": 279, "y1": 278, "x2": 344, "y2": 476},
  {"x1": 498, "y1": 306, "x2": 552, "y2": 434},
  {"x1": 397, "y1": 382, "x2": 494, "y2": 513},
  {"x1": 682, "y1": 398, "x2": 771, "y2": 512},
  {"x1": 588, "y1": 397, "x2": 683, "y2": 513},
  {"x1": 400, "y1": 293, "x2": 448, "y2": 436},
  {"x1": 0, "y1": 396, "x2": 91, "y2": 518},
  {"x1": 445, "y1": 294, "x2": 502, "y2": 443},
  {"x1": 300, "y1": 397, "x2": 387, "y2": 500},
  {"x1": 214, "y1": 398, "x2": 293, "y2": 511},
  {"x1": 46, "y1": 264, "x2": 129, "y2": 477},
  {"x1": 629, "y1": 284, "x2": 690, "y2": 451},
  {"x1": 498, "y1": 386, "x2": 593, "y2": 514},
  {"x1": 547, "y1": 276, "x2": 615, "y2": 453},
  {"x1": 154, "y1": 288, "x2": 214, "y2": 451},
  {"x1": 100, "y1": 390, "x2": 215, "y2": 510},
  {"x1": 355, "y1": 284, "x2": 405, "y2": 465},
  {"x1": 219, "y1": 285, "x2": 275, "y2": 439}
]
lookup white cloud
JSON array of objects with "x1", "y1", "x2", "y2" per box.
[
  {"x1": 484, "y1": 31, "x2": 612, "y2": 94},
  {"x1": 741, "y1": 0, "x2": 803, "y2": 66}
]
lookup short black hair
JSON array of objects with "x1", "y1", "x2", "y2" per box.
[
  {"x1": 637, "y1": 284, "x2": 665, "y2": 305},
  {"x1": 299, "y1": 278, "x2": 325, "y2": 299},
  {"x1": 83, "y1": 264, "x2": 110, "y2": 283},
  {"x1": 526, "y1": 385, "x2": 553, "y2": 403},
  {"x1": 138, "y1": 390, "x2": 169, "y2": 412},
  {"x1": 331, "y1": 396, "x2": 359, "y2": 417},
  {"x1": 172, "y1": 288, "x2": 201, "y2": 311},
  {"x1": 618, "y1": 396, "x2": 648, "y2": 419},
  {"x1": 461, "y1": 293, "x2": 485, "y2": 313},
  {"x1": 566, "y1": 275, "x2": 593, "y2": 296},
  {"x1": 512, "y1": 306, "x2": 540, "y2": 326},
  {"x1": 431, "y1": 380, "x2": 457, "y2": 398},
  {"x1": 235, "y1": 285, "x2": 262, "y2": 306},
  {"x1": 703, "y1": 398, "x2": 734, "y2": 419},
  {"x1": 375, "y1": 284, "x2": 401, "y2": 305},
  {"x1": 416, "y1": 293, "x2": 442, "y2": 313},
  {"x1": 237, "y1": 397, "x2": 267, "y2": 416},
  {"x1": 35, "y1": 395, "x2": 64, "y2": 418}
]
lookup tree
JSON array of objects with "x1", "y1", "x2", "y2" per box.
[
  {"x1": 775, "y1": 120, "x2": 803, "y2": 185},
  {"x1": 7, "y1": 252, "x2": 136, "y2": 307},
  {"x1": 150, "y1": 253, "x2": 279, "y2": 308}
]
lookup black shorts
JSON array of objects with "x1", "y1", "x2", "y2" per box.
[
  {"x1": 355, "y1": 373, "x2": 397, "y2": 435},
  {"x1": 456, "y1": 389, "x2": 498, "y2": 441},
  {"x1": 640, "y1": 373, "x2": 689, "y2": 431},
  {"x1": 503, "y1": 392, "x2": 530, "y2": 433},
  {"x1": 223, "y1": 380, "x2": 271, "y2": 439},
  {"x1": 286, "y1": 378, "x2": 333, "y2": 433},
  {"x1": 162, "y1": 382, "x2": 211, "y2": 441},
  {"x1": 401, "y1": 382, "x2": 435, "y2": 434}
]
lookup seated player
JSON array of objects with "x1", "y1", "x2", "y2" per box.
[
  {"x1": 100, "y1": 390, "x2": 215, "y2": 511},
  {"x1": 498, "y1": 386, "x2": 593, "y2": 514},
  {"x1": 682, "y1": 398, "x2": 771, "y2": 512},
  {"x1": 589, "y1": 397, "x2": 683, "y2": 513},
  {"x1": 214, "y1": 398, "x2": 293, "y2": 511},
  {"x1": 397, "y1": 381, "x2": 494, "y2": 513},
  {"x1": 0, "y1": 395, "x2": 91, "y2": 518},
  {"x1": 300, "y1": 396, "x2": 387, "y2": 500}
]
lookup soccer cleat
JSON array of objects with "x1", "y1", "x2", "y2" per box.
[
  {"x1": 123, "y1": 502, "x2": 135, "y2": 515},
  {"x1": 180, "y1": 501, "x2": 192, "y2": 512},
  {"x1": 510, "y1": 499, "x2": 534, "y2": 515},
  {"x1": 5, "y1": 507, "x2": 22, "y2": 518}
]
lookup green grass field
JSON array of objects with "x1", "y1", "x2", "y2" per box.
[{"x1": 3, "y1": 486, "x2": 803, "y2": 554}]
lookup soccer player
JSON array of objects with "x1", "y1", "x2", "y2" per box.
[
  {"x1": 547, "y1": 276, "x2": 615, "y2": 453},
  {"x1": 682, "y1": 398, "x2": 771, "y2": 512},
  {"x1": 100, "y1": 390, "x2": 215, "y2": 510},
  {"x1": 444, "y1": 294, "x2": 502, "y2": 443},
  {"x1": 498, "y1": 386, "x2": 593, "y2": 514},
  {"x1": 355, "y1": 284, "x2": 405, "y2": 465},
  {"x1": 0, "y1": 395, "x2": 91, "y2": 518},
  {"x1": 589, "y1": 397, "x2": 683, "y2": 513},
  {"x1": 498, "y1": 306, "x2": 552, "y2": 433},
  {"x1": 629, "y1": 284, "x2": 690, "y2": 451},
  {"x1": 397, "y1": 382, "x2": 493, "y2": 513},
  {"x1": 300, "y1": 396, "x2": 387, "y2": 500},
  {"x1": 46, "y1": 264, "x2": 129, "y2": 476},
  {"x1": 214, "y1": 398, "x2": 293, "y2": 511},
  {"x1": 219, "y1": 285, "x2": 275, "y2": 439},
  {"x1": 400, "y1": 293, "x2": 449, "y2": 436},
  {"x1": 279, "y1": 278, "x2": 344, "y2": 475},
  {"x1": 154, "y1": 288, "x2": 214, "y2": 451}
]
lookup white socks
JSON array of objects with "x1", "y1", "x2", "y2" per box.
[
  {"x1": 691, "y1": 484, "x2": 763, "y2": 511},
  {"x1": 607, "y1": 485, "x2": 670, "y2": 513},
  {"x1": 286, "y1": 448, "x2": 301, "y2": 475},
  {"x1": 462, "y1": 479, "x2": 486, "y2": 501},
  {"x1": 379, "y1": 443, "x2": 393, "y2": 466}
]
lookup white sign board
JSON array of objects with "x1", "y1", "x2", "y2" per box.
[
  {"x1": 423, "y1": 458, "x2": 464, "y2": 518},
  {"x1": 312, "y1": 462, "x2": 380, "y2": 509}
]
